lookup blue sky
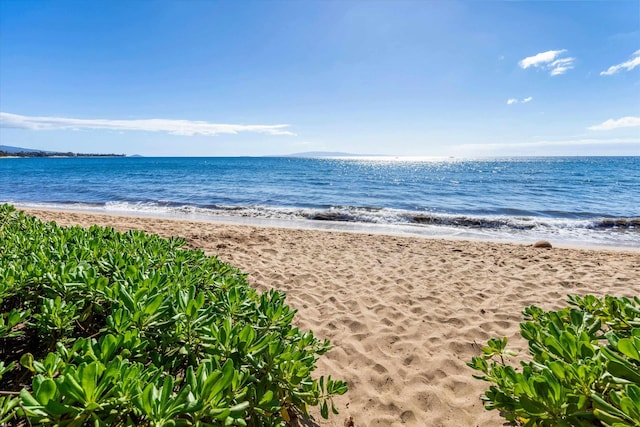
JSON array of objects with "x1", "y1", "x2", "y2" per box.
[{"x1": 1, "y1": 0, "x2": 638, "y2": 157}]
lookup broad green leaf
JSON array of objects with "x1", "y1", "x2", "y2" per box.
[
  {"x1": 19, "y1": 389, "x2": 41, "y2": 408},
  {"x1": 209, "y1": 359, "x2": 234, "y2": 399},
  {"x1": 99, "y1": 334, "x2": 119, "y2": 361},
  {"x1": 140, "y1": 382, "x2": 156, "y2": 415},
  {"x1": 44, "y1": 399, "x2": 75, "y2": 416},
  {"x1": 20, "y1": 353, "x2": 35, "y2": 372},
  {"x1": 118, "y1": 285, "x2": 135, "y2": 312},
  {"x1": 59, "y1": 372, "x2": 85, "y2": 402},
  {"x1": 608, "y1": 360, "x2": 640, "y2": 384},
  {"x1": 228, "y1": 401, "x2": 250, "y2": 417},
  {"x1": 548, "y1": 361, "x2": 566, "y2": 381},
  {"x1": 34, "y1": 378, "x2": 57, "y2": 405},
  {"x1": 79, "y1": 362, "x2": 100, "y2": 402},
  {"x1": 618, "y1": 338, "x2": 640, "y2": 362},
  {"x1": 143, "y1": 294, "x2": 164, "y2": 316},
  {"x1": 161, "y1": 375, "x2": 173, "y2": 406}
]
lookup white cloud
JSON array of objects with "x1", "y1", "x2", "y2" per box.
[
  {"x1": 507, "y1": 96, "x2": 533, "y2": 105},
  {"x1": 0, "y1": 112, "x2": 296, "y2": 136},
  {"x1": 588, "y1": 116, "x2": 640, "y2": 131},
  {"x1": 549, "y1": 57, "x2": 575, "y2": 75},
  {"x1": 519, "y1": 50, "x2": 574, "y2": 76},
  {"x1": 519, "y1": 50, "x2": 566, "y2": 68},
  {"x1": 600, "y1": 49, "x2": 640, "y2": 76}
]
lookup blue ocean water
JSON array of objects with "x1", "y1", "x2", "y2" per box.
[{"x1": 1, "y1": 156, "x2": 638, "y2": 247}]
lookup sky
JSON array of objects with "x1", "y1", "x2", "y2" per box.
[{"x1": 0, "y1": 0, "x2": 639, "y2": 157}]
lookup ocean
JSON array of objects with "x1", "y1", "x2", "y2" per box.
[{"x1": 1, "y1": 156, "x2": 638, "y2": 248}]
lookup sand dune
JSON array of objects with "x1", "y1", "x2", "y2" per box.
[{"x1": 20, "y1": 208, "x2": 640, "y2": 426}]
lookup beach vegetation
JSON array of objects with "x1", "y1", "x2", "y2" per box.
[
  {"x1": 469, "y1": 294, "x2": 640, "y2": 426},
  {"x1": 0, "y1": 204, "x2": 347, "y2": 426}
]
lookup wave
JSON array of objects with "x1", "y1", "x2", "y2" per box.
[
  {"x1": 591, "y1": 218, "x2": 640, "y2": 230},
  {"x1": 7, "y1": 199, "x2": 639, "y2": 248},
  {"x1": 11, "y1": 200, "x2": 638, "y2": 234}
]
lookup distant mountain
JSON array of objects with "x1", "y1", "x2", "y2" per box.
[
  {"x1": 0, "y1": 145, "x2": 58, "y2": 154},
  {"x1": 285, "y1": 151, "x2": 377, "y2": 158}
]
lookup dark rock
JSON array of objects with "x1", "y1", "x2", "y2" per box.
[{"x1": 533, "y1": 240, "x2": 552, "y2": 249}]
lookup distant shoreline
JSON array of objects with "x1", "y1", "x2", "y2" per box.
[
  {"x1": 0, "y1": 152, "x2": 126, "y2": 158},
  {"x1": 0, "y1": 145, "x2": 126, "y2": 157}
]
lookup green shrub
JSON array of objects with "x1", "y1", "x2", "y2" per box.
[
  {"x1": 469, "y1": 294, "x2": 640, "y2": 426},
  {"x1": 0, "y1": 204, "x2": 347, "y2": 426}
]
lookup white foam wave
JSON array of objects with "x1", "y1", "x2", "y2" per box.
[{"x1": 7, "y1": 200, "x2": 638, "y2": 249}]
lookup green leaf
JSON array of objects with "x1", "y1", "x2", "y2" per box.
[
  {"x1": 79, "y1": 362, "x2": 99, "y2": 402},
  {"x1": 144, "y1": 294, "x2": 164, "y2": 316},
  {"x1": 20, "y1": 353, "x2": 35, "y2": 372},
  {"x1": 118, "y1": 284, "x2": 136, "y2": 312},
  {"x1": 34, "y1": 377, "x2": 57, "y2": 405},
  {"x1": 548, "y1": 361, "x2": 566, "y2": 381},
  {"x1": 320, "y1": 401, "x2": 329, "y2": 419},
  {"x1": 99, "y1": 334, "x2": 119, "y2": 361},
  {"x1": 44, "y1": 399, "x2": 75, "y2": 416},
  {"x1": 518, "y1": 395, "x2": 545, "y2": 416},
  {"x1": 161, "y1": 375, "x2": 173, "y2": 406},
  {"x1": 592, "y1": 394, "x2": 630, "y2": 425},
  {"x1": 618, "y1": 338, "x2": 640, "y2": 362},
  {"x1": 140, "y1": 382, "x2": 156, "y2": 415},
  {"x1": 332, "y1": 401, "x2": 339, "y2": 415},
  {"x1": 258, "y1": 390, "x2": 274, "y2": 407},
  {"x1": 214, "y1": 358, "x2": 234, "y2": 396},
  {"x1": 59, "y1": 372, "x2": 85, "y2": 402},
  {"x1": 228, "y1": 401, "x2": 250, "y2": 417},
  {"x1": 608, "y1": 360, "x2": 640, "y2": 384},
  {"x1": 19, "y1": 389, "x2": 41, "y2": 408}
]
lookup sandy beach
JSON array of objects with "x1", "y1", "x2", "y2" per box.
[{"x1": 18, "y1": 208, "x2": 640, "y2": 426}]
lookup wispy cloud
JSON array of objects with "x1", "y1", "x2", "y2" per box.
[
  {"x1": 588, "y1": 116, "x2": 640, "y2": 131},
  {"x1": 548, "y1": 57, "x2": 574, "y2": 76},
  {"x1": 600, "y1": 50, "x2": 640, "y2": 76},
  {"x1": 0, "y1": 112, "x2": 296, "y2": 136},
  {"x1": 506, "y1": 96, "x2": 533, "y2": 105},
  {"x1": 519, "y1": 50, "x2": 575, "y2": 76}
]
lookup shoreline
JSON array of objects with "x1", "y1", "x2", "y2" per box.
[
  {"x1": 12, "y1": 203, "x2": 640, "y2": 253},
  {"x1": 14, "y1": 206, "x2": 640, "y2": 425}
]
